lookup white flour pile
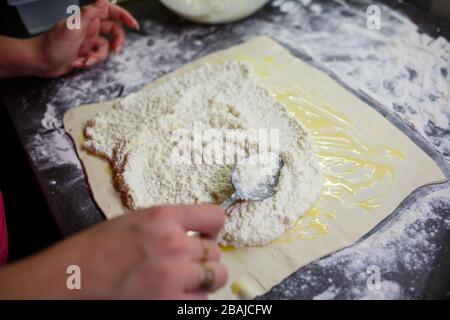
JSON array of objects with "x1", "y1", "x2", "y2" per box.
[
  {"x1": 160, "y1": 0, "x2": 269, "y2": 23},
  {"x1": 83, "y1": 61, "x2": 323, "y2": 247},
  {"x1": 233, "y1": 152, "x2": 281, "y2": 200}
]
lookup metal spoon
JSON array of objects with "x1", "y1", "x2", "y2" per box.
[{"x1": 220, "y1": 153, "x2": 284, "y2": 209}]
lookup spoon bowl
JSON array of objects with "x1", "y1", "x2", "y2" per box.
[{"x1": 220, "y1": 153, "x2": 283, "y2": 209}]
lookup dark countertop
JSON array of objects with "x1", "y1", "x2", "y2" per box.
[{"x1": 1, "y1": 0, "x2": 449, "y2": 299}]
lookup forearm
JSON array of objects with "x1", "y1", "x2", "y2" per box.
[{"x1": 0, "y1": 35, "x2": 46, "y2": 79}]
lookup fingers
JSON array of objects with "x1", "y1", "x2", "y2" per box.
[
  {"x1": 68, "y1": 0, "x2": 138, "y2": 72},
  {"x1": 102, "y1": 2, "x2": 140, "y2": 30},
  {"x1": 71, "y1": 57, "x2": 86, "y2": 68},
  {"x1": 186, "y1": 237, "x2": 221, "y2": 262},
  {"x1": 85, "y1": 17, "x2": 101, "y2": 40},
  {"x1": 86, "y1": 37, "x2": 110, "y2": 64},
  {"x1": 100, "y1": 20, "x2": 126, "y2": 53},
  {"x1": 116, "y1": 205, "x2": 228, "y2": 299},
  {"x1": 78, "y1": 34, "x2": 98, "y2": 56},
  {"x1": 78, "y1": 0, "x2": 139, "y2": 34},
  {"x1": 72, "y1": 37, "x2": 109, "y2": 68},
  {"x1": 183, "y1": 293, "x2": 208, "y2": 300},
  {"x1": 80, "y1": 1, "x2": 105, "y2": 32},
  {"x1": 94, "y1": 0, "x2": 108, "y2": 8},
  {"x1": 184, "y1": 262, "x2": 228, "y2": 293},
  {"x1": 175, "y1": 205, "x2": 226, "y2": 239}
]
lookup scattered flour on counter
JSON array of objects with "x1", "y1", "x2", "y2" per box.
[
  {"x1": 310, "y1": 3, "x2": 322, "y2": 15},
  {"x1": 83, "y1": 61, "x2": 323, "y2": 247},
  {"x1": 313, "y1": 285, "x2": 339, "y2": 300},
  {"x1": 302, "y1": 23, "x2": 450, "y2": 159},
  {"x1": 353, "y1": 281, "x2": 402, "y2": 300},
  {"x1": 28, "y1": 102, "x2": 81, "y2": 170},
  {"x1": 29, "y1": 132, "x2": 81, "y2": 170},
  {"x1": 41, "y1": 103, "x2": 59, "y2": 131}
]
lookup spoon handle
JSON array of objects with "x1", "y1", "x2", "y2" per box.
[{"x1": 220, "y1": 192, "x2": 240, "y2": 209}]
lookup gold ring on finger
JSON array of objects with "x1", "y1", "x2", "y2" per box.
[{"x1": 200, "y1": 262, "x2": 215, "y2": 290}]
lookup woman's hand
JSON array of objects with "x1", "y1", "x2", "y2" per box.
[
  {"x1": 0, "y1": 205, "x2": 228, "y2": 299},
  {"x1": 0, "y1": 0, "x2": 139, "y2": 78}
]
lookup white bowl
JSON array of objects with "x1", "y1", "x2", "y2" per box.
[{"x1": 159, "y1": 0, "x2": 270, "y2": 24}]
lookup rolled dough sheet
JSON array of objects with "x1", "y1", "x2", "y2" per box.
[{"x1": 64, "y1": 37, "x2": 447, "y2": 300}]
